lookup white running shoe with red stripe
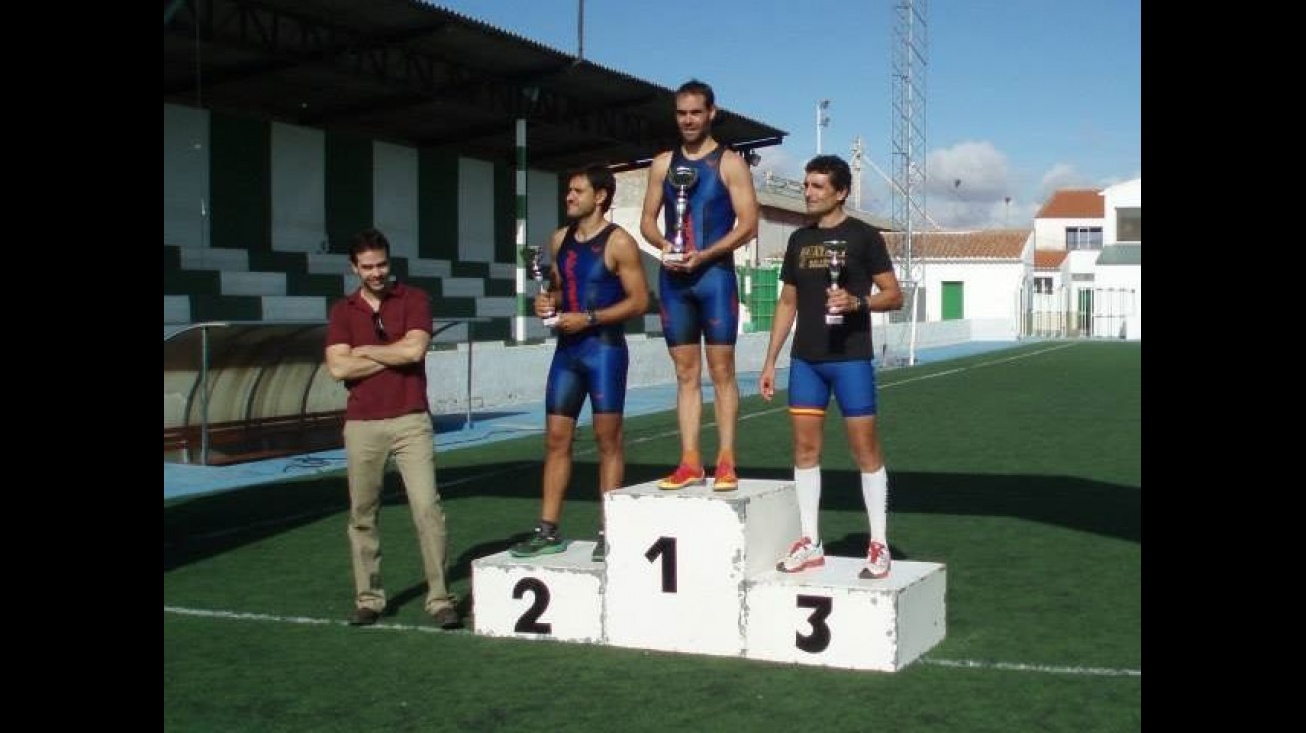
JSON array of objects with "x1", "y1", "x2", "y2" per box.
[
  {"x1": 776, "y1": 537, "x2": 825, "y2": 573},
  {"x1": 858, "y1": 540, "x2": 892, "y2": 580}
]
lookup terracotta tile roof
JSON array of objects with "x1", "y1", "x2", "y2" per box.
[
  {"x1": 882, "y1": 230, "x2": 1029, "y2": 260},
  {"x1": 1035, "y1": 189, "x2": 1104, "y2": 219},
  {"x1": 1034, "y1": 250, "x2": 1068, "y2": 270}
]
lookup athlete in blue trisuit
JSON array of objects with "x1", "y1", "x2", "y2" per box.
[
  {"x1": 639, "y1": 78, "x2": 760, "y2": 493},
  {"x1": 509, "y1": 165, "x2": 650, "y2": 562},
  {"x1": 759, "y1": 154, "x2": 904, "y2": 580}
]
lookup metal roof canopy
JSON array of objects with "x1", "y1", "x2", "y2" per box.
[{"x1": 164, "y1": 0, "x2": 787, "y2": 173}]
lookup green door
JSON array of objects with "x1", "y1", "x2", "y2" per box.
[
  {"x1": 941, "y1": 281, "x2": 964, "y2": 320},
  {"x1": 1077, "y1": 288, "x2": 1094, "y2": 336}
]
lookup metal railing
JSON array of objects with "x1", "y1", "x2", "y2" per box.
[
  {"x1": 164, "y1": 317, "x2": 495, "y2": 465},
  {"x1": 431, "y1": 317, "x2": 492, "y2": 431},
  {"x1": 1019, "y1": 286, "x2": 1137, "y2": 340}
]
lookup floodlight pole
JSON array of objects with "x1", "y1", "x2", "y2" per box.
[
  {"x1": 577, "y1": 0, "x2": 585, "y2": 60},
  {"x1": 816, "y1": 100, "x2": 830, "y2": 155},
  {"x1": 513, "y1": 116, "x2": 529, "y2": 344}
]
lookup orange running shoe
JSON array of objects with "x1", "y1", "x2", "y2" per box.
[
  {"x1": 711, "y1": 461, "x2": 738, "y2": 492},
  {"x1": 658, "y1": 463, "x2": 706, "y2": 490}
]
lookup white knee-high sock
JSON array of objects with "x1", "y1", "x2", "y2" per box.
[
  {"x1": 794, "y1": 465, "x2": 822, "y2": 544},
  {"x1": 861, "y1": 466, "x2": 889, "y2": 545}
]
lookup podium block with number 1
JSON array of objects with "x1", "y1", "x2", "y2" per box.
[{"x1": 603, "y1": 479, "x2": 799, "y2": 657}]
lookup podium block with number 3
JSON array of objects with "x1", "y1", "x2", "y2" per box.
[{"x1": 743, "y1": 557, "x2": 946, "y2": 671}]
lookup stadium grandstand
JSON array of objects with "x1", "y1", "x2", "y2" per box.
[{"x1": 164, "y1": 0, "x2": 787, "y2": 465}]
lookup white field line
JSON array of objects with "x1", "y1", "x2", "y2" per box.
[
  {"x1": 164, "y1": 605, "x2": 466, "y2": 635},
  {"x1": 919, "y1": 656, "x2": 1141, "y2": 678},
  {"x1": 163, "y1": 604, "x2": 1140, "y2": 677}
]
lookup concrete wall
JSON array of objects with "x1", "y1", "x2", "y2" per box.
[
  {"x1": 164, "y1": 104, "x2": 210, "y2": 248},
  {"x1": 270, "y1": 122, "x2": 328, "y2": 253},
  {"x1": 165, "y1": 103, "x2": 562, "y2": 265},
  {"x1": 425, "y1": 319, "x2": 1006, "y2": 414},
  {"x1": 425, "y1": 333, "x2": 697, "y2": 414}
]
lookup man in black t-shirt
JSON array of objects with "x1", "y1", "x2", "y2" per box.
[{"x1": 758, "y1": 155, "x2": 904, "y2": 580}]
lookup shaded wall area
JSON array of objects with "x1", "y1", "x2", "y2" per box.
[{"x1": 164, "y1": 323, "x2": 347, "y2": 465}]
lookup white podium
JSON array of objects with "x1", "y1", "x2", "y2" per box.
[
  {"x1": 744, "y1": 557, "x2": 946, "y2": 671},
  {"x1": 471, "y1": 478, "x2": 947, "y2": 671},
  {"x1": 604, "y1": 478, "x2": 799, "y2": 656},
  {"x1": 471, "y1": 540, "x2": 605, "y2": 644}
]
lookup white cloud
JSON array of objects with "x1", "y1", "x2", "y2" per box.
[
  {"x1": 752, "y1": 139, "x2": 1135, "y2": 232},
  {"x1": 1038, "y1": 163, "x2": 1089, "y2": 198},
  {"x1": 921, "y1": 141, "x2": 1019, "y2": 229},
  {"x1": 928, "y1": 141, "x2": 1011, "y2": 198}
]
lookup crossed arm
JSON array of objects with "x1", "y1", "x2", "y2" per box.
[{"x1": 325, "y1": 328, "x2": 431, "y2": 382}]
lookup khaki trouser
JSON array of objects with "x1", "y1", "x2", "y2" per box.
[{"x1": 344, "y1": 411, "x2": 452, "y2": 615}]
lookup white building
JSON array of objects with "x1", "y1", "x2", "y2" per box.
[
  {"x1": 883, "y1": 230, "x2": 1032, "y2": 342},
  {"x1": 1096, "y1": 179, "x2": 1142, "y2": 339},
  {"x1": 1028, "y1": 180, "x2": 1142, "y2": 340}
]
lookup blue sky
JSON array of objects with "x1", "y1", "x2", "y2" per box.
[{"x1": 430, "y1": 1, "x2": 1141, "y2": 230}]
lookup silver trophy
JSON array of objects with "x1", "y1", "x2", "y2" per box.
[
  {"x1": 522, "y1": 244, "x2": 558, "y2": 327},
  {"x1": 664, "y1": 165, "x2": 699, "y2": 263},
  {"x1": 824, "y1": 240, "x2": 848, "y2": 325}
]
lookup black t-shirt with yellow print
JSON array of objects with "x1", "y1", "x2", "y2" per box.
[{"x1": 779, "y1": 217, "x2": 894, "y2": 362}]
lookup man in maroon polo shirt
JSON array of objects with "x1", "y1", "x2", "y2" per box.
[{"x1": 324, "y1": 228, "x2": 458, "y2": 629}]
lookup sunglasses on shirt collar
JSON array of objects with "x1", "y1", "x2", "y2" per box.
[{"x1": 372, "y1": 312, "x2": 388, "y2": 342}]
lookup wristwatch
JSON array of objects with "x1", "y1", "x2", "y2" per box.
[{"x1": 586, "y1": 308, "x2": 599, "y2": 326}]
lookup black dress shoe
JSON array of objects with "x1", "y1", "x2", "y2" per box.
[{"x1": 349, "y1": 607, "x2": 381, "y2": 626}]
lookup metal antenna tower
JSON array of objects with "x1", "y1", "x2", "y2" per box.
[{"x1": 890, "y1": 0, "x2": 928, "y2": 365}]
